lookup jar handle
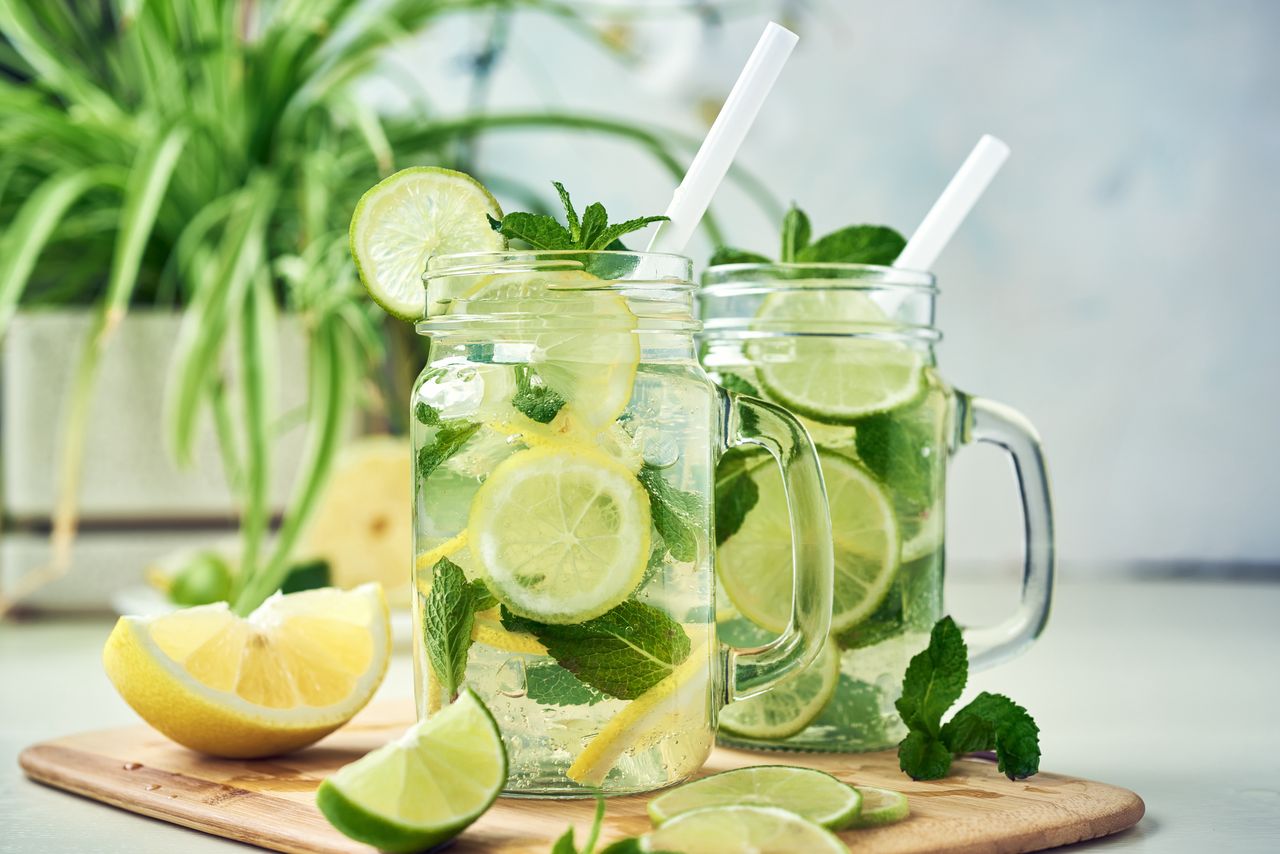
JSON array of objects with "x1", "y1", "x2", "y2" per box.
[
  {"x1": 953, "y1": 393, "x2": 1056, "y2": 671},
  {"x1": 716, "y1": 389, "x2": 835, "y2": 702}
]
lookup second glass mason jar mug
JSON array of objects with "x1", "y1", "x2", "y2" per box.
[
  {"x1": 410, "y1": 251, "x2": 833, "y2": 796},
  {"x1": 698, "y1": 263, "x2": 1054, "y2": 753}
]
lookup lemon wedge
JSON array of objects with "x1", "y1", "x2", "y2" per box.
[{"x1": 103, "y1": 584, "x2": 390, "y2": 758}]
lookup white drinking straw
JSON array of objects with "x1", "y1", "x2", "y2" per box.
[
  {"x1": 646, "y1": 22, "x2": 799, "y2": 254},
  {"x1": 893, "y1": 134, "x2": 1011, "y2": 272}
]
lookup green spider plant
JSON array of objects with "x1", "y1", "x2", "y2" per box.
[{"x1": 0, "y1": 0, "x2": 777, "y2": 616}]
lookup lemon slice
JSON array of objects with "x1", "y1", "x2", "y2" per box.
[
  {"x1": 717, "y1": 451, "x2": 899, "y2": 634},
  {"x1": 567, "y1": 652, "x2": 710, "y2": 787},
  {"x1": 751, "y1": 290, "x2": 924, "y2": 423},
  {"x1": 643, "y1": 805, "x2": 849, "y2": 854},
  {"x1": 103, "y1": 584, "x2": 390, "y2": 758},
  {"x1": 454, "y1": 270, "x2": 639, "y2": 429},
  {"x1": 470, "y1": 607, "x2": 548, "y2": 655},
  {"x1": 317, "y1": 688, "x2": 506, "y2": 852},
  {"x1": 468, "y1": 445, "x2": 650, "y2": 624},
  {"x1": 718, "y1": 638, "x2": 840, "y2": 740},
  {"x1": 350, "y1": 167, "x2": 504, "y2": 320},
  {"x1": 301, "y1": 437, "x2": 411, "y2": 605}
]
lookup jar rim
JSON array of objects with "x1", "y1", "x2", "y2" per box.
[
  {"x1": 701, "y1": 261, "x2": 937, "y2": 293},
  {"x1": 425, "y1": 249, "x2": 693, "y2": 279}
]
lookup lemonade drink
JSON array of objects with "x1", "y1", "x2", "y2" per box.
[
  {"x1": 410, "y1": 250, "x2": 834, "y2": 796},
  {"x1": 699, "y1": 263, "x2": 1053, "y2": 752}
]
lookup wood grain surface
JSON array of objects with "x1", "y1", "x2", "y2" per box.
[{"x1": 19, "y1": 701, "x2": 1144, "y2": 854}]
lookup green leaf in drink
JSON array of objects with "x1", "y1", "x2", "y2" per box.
[
  {"x1": 714, "y1": 447, "x2": 765, "y2": 546},
  {"x1": 853, "y1": 404, "x2": 938, "y2": 520},
  {"x1": 421, "y1": 557, "x2": 490, "y2": 702},
  {"x1": 501, "y1": 600, "x2": 691, "y2": 700},
  {"x1": 416, "y1": 419, "x2": 482, "y2": 481},
  {"x1": 414, "y1": 400, "x2": 441, "y2": 426},
  {"x1": 525, "y1": 662, "x2": 608, "y2": 708},
  {"x1": 512, "y1": 366, "x2": 566, "y2": 424},
  {"x1": 638, "y1": 465, "x2": 705, "y2": 563}
]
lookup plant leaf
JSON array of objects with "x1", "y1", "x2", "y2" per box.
[
  {"x1": 553, "y1": 181, "x2": 581, "y2": 243},
  {"x1": 780, "y1": 205, "x2": 811, "y2": 262},
  {"x1": 797, "y1": 225, "x2": 906, "y2": 265},
  {"x1": 708, "y1": 246, "x2": 771, "y2": 266},
  {"x1": 895, "y1": 615, "x2": 967, "y2": 736}
]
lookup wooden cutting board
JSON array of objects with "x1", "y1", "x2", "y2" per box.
[{"x1": 19, "y1": 701, "x2": 1143, "y2": 854}]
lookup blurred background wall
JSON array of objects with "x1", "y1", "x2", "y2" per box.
[{"x1": 364, "y1": 0, "x2": 1280, "y2": 573}]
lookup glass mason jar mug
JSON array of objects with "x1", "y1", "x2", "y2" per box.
[
  {"x1": 411, "y1": 251, "x2": 834, "y2": 796},
  {"x1": 698, "y1": 263, "x2": 1054, "y2": 753}
]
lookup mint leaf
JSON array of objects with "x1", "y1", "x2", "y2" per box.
[
  {"x1": 494, "y1": 183, "x2": 667, "y2": 254},
  {"x1": 526, "y1": 662, "x2": 608, "y2": 707},
  {"x1": 416, "y1": 420, "x2": 481, "y2": 480},
  {"x1": 895, "y1": 615, "x2": 967, "y2": 736},
  {"x1": 491, "y1": 211, "x2": 574, "y2": 250},
  {"x1": 469, "y1": 578, "x2": 498, "y2": 611},
  {"x1": 854, "y1": 406, "x2": 937, "y2": 519},
  {"x1": 899, "y1": 729, "x2": 955, "y2": 780},
  {"x1": 709, "y1": 247, "x2": 771, "y2": 267},
  {"x1": 715, "y1": 371, "x2": 760, "y2": 433},
  {"x1": 714, "y1": 447, "x2": 764, "y2": 545},
  {"x1": 414, "y1": 400, "x2": 441, "y2": 425},
  {"x1": 638, "y1": 466, "x2": 704, "y2": 563},
  {"x1": 513, "y1": 366, "x2": 565, "y2": 423},
  {"x1": 797, "y1": 224, "x2": 906, "y2": 265},
  {"x1": 502, "y1": 600, "x2": 691, "y2": 700},
  {"x1": 554, "y1": 181, "x2": 581, "y2": 244},
  {"x1": 422, "y1": 557, "x2": 484, "y2": 701},
  {"x1": 780, "y1": 206, "x2": 811, "y2": 262},
  {"x1": 941, "y1": 692, "x2": 1041, "y2": 780}
]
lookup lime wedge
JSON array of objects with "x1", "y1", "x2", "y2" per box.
[
  {"x1": 849, "y1": 785, "x2": 910, "y2": 827},
  {"x1": 648, "y1": 766, "x2": 862, "y2": 829},
  {"x1": 568, "y1": 652, "x2": 710, "y2": 787},
  {"x1": 718, "y1": 638, "x2": 840, "y2": 740},
  {"x1": 349, "y1": 167, "x2": 504, "y2": 320},
  {"x1": 717, "y1": 451, "x2": 899, "y2": 634},
  {"x1": 316, "y1": 688, "x2": 506, "y2": 852},
  {"x1": 643, "y1": 805, "x2": 849, "y2": 854},
  {"x1": 468, "y1": 445, "x2": 649, "y2": 624},
  {"x1": 750, "y1": 290, "x2": 924, "y2": 423},
  {"x1": 457, "y1": 271, "x2": 639, "y2": 429}
]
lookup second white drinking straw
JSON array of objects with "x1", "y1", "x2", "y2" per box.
[
  {"x1": 646, "y1": 22, "x2": 799, "y2": 254},
  {"x1": 893, "y1": 134, "x2": 1011, "y2": 272}
]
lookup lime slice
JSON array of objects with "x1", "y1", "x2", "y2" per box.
[
  {"x1": 750, "y1": 290, "x2": 924, "y2": 423},
  {"x1": 457, "y1": 271, "x2": 639, "y2": 429},
  {"x1": 717, "y1": 451, "x2": 899, "y2": 634},
  {"x1": 849, "y1": 785, "x2": 910, "y2": 827},
  {"x1": 468, "y1": 445, "x2": 649, "y2": 624},
  {"x1": 568, "y1": 652, "x2": 710, "y2": 787},
  {"x1": 718, "y1": 638, "x2": 840, "y2": 740},
  {"x1": 643, "y1": 805, "x2": 849, "y2": 854},
  {"x1": 649, "y1": 766, "x2": 861, "y2": 829},
  {"x1": 349, "y1": 167, "x2": 505, "y2": 320},
  {"x1": 316, "y1": 688, "x2": 505, "y2": 852}
]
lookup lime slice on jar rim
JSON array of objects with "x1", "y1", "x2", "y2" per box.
[{"x1": 349, "y1": 167, "x2": 505, "y2": 320}]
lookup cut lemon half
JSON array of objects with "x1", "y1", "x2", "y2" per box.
[
  {"x1": 316, "y1": 688, "x2": 506, "y2": 852},
  {"x1": 103, "y1": 584, "x2": 390, "y2": 758},
  {"x1": 751, "y1": 290, "x2": 924, "y2": 423},
  {"x1": 717, "y1": 451, "x2": 899, "y2": 634},
  {"x1": 568, "y1": 652, "x2": 710, "y2": 787},
  {"x1": 648, "y1": 766, "x2": 862, "y2": 829},
  {"x1": 350, "y1": 167, "x2": 504, "y2": 320},
  {"x1": 718, "y1": 638, "x2": 840, "y2": 740},
  {"x1": 643, "y1": 805, "x2": 849, "y2": 854},
  {"x1": 468, "y1": 445, "x2": 650, "y2": 624},
  {"x1": 454, "y1": 270, "x2": 639, "y2": 429}
]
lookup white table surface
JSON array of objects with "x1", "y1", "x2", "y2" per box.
[{"x1": 2, "y1": 575, "x2": 1278, "y2": 853}]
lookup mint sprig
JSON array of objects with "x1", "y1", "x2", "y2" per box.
[
  {"x1": 490, "y1": 182, "x2": 668, "y2": 252},
  {"x1": 896, "y1": 616, "x2": 1041, "y2": 780},
  {"x1": 525, "y1": 662, "x2": 607, "y2": 708},
  {"x1": 502, "y1": 600, "x2": 691, "y2": 700},
  {"x1": 512, "y1": 366, "x2": 565, "y2": 424},
  {"x1": 422, "y1": 557, "x2": 493, "y2": 702},
  {"x1": 637, "y1": 465, "x2": 704, "y2": 563},
  {"x1": 548, "y1": 798, "x2": 670, "y2": 854},
  {"x1": 711, "y1": 204, "x2": 906, "y2": 266}
]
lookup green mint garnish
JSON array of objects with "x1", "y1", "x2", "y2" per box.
[
  {"x1": 489, "y1": 181, "x2": 668, "y2": 252},
  {"x1": 853, "y1": 405, "x2": 937, "y2": 520},
  {"x1": 416, "y1": 420, "x2": 481, "y2": 481},
  {"x1": 525, "y1": 662, "x2": 607, "y2": 708},
  {"x1": 712, "y1": 204, "x2": 906, "y2": 266},
  {"x1": 512, "y1": 366, "x2": 565, "y2": 424},
  {"x1": 896, "y1": 616, "x2": 1042, "y2": 780},
  {"x1": 502, "y1": 600, "x2": 691, "y2": 700},
  {"x1": 422, "y1": 558, "x2": 492, "y2": 702},
  {"x1": 714, "y1": 447, "x2": 765, "y2": 546},
  {"x1": 550, "y1": 797, "x2": 605, "y2": 854},
  {"x1": 637, "y1": 465, "x2": 704, "y2": 563},
  {"x1": 414, "y1": 400, "x2": 441, "y2": 425}
]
